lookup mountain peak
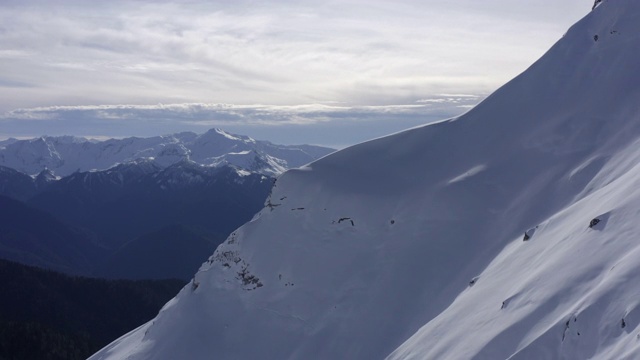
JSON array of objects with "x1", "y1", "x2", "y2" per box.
[
  {"x1": 0, "y1": 129, "x2": 334, "y2": 176},
  {"x1": 34, "y1": 167, "x2": 59, "y2": 187},
  {"x1": 200, "y1": 128, "x2": 256, "y2": 144}
]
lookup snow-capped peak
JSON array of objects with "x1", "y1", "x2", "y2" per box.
[
  {"x1": 34, "y1": 167, "x2": 59, "y2": 184},
  {"x1": 212, "y1": 128, "x2": 255, "y2": 143},
  {"x1": 0, "y1": 129, "x2": 333, "y2": 176}
]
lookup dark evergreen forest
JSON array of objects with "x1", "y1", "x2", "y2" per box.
[{"x1": 0, "y1": 259, "x2": 184, "y2": 360}]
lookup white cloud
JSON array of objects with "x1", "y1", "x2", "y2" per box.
[
  {"x1": 3, "y1": 101, "x2": 480, "y2": 125},
  {"x1": 0, "y1": 0, "x2": 588, "y2": 111},
  {"x1": 0, "y1": 49, "x2": 31, "y2": 58},
  {"x1": 0, "y1": 0, "x2": 590, "y2": 145},
  {"x1": 0, "y1": 99, "x2": 483, "y2": 146}
]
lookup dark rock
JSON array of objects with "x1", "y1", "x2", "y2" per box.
[{"x1": 592, "y1": 0, "x2": 603, "y2": 10}]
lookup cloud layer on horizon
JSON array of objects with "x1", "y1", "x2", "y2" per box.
[
  {"x1": 1, "y1": 1, "x2": 587, "y2": 109},
  {"x1": 0, "y1": 94, "x2": 483, "y2": 147},
  {"x1": 0, "y1": 0, "x2": 589, "y2": 145}
]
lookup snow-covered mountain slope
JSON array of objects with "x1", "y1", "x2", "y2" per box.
[
  {"x1": 90, "y1": 2, "x2": 640, "y2": 360},
  {"x1": 0, "y1": 129, "x2": 334, "y2": 176}
]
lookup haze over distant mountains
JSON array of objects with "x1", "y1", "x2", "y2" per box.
[{"x1": 0, "y1": 128, "x2": 335, "y2": 177}]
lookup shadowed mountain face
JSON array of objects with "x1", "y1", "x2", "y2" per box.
[
  {"x1": 0, "y1": 161, "x2": 273, "y2": 279},
  {"x1": 0, "y1": 166, "x2": 46, "y2": 201},
  {"x1": 27, "y1": 162, "x2": 273, "y2": 251},
  {"x1": 0, "y1": 195, "x2": 102, "y2": 275}
]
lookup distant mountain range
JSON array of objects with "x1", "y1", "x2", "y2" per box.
[
  {"x1": 0, "y1": 129, "x2": 333, "y2": 280},
  {"x1": 0, "y1": 128, "x2": 334, "y2": 177}
]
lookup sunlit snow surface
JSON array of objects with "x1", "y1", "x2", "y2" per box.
[{"x1": 90, "y1": 2, "x2": 640, "y2": 359}]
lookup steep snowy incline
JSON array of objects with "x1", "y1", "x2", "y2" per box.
[
  {"x1": 388, "y1": 142, "x2": 640, "y2": 359},
  {"x1": 90, "y1": 2, "x2": 640, "y2": 360}
]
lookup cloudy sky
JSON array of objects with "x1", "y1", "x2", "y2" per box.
[{"x1": 0, "y1": 0, "x2": 589, "y2": 147}]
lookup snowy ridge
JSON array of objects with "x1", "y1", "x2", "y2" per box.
[
  {"x1": 204, "y1": 150, "x2": 288, "y2": 177},
  {"x1": 90, "y1": 2, "x2": 640, "y2": 360},
  {"x1": 0, "y1": 128, "x2": 334, "y2": 176}
]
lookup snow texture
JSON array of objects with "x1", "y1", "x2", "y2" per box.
[{"x1": 90, "y1": 2, "x2": 640, "y2": 359}]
